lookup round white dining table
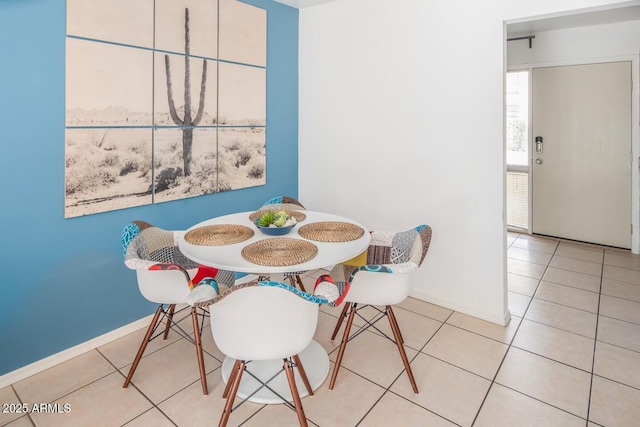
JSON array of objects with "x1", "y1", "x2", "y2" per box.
[{"x1": 178, "y1": 210, "x2": 370, "y2": 404}]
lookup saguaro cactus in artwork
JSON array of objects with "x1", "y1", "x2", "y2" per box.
[{"x1": 164, "y1": 7, "x2": 207, "y2": 177}]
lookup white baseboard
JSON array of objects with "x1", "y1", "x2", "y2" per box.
[
  {"x1": 0, "y1": 315, "x2": 154, "y2": 389},
  {"x1": 0, "y1": 275, "x2": 259, "y2": 389},
  {"x1": 409, "y1": 288, "x2": 511, "y2": 326}
]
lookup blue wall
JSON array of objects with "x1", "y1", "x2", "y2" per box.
[{"x1": 0, "y1": 0, "x2": 298, "y2": 376}]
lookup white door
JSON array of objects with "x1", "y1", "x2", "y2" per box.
[{"x1": 531, "y1": 62, "x2": 631, "y2": 248}]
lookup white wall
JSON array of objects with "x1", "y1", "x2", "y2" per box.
[
  {"x1": 298, "y1": 0, "x2": 633, "y2": 325},
  {"x1": 509, "y1": 21, "x2": 640, "y2": 254}
]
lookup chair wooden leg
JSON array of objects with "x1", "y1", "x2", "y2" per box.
[
  {"x1": 284, "y1": 359, "x2": 309, "y2": 427},
  {"x1": 192, "y1": 307, "x2": 209, "y2": 395},
  {"x1": 293, "y1": 354, "x2": 313, "y2": 396},
  {"x1": 295, "y1": 275, "x2": 307, "y2": 293},
  {"x1": 387, "y1": 306, "x2": 419, "y2": 393},
  {"x1": 123, "y1": 305, "x2": 163, "y2": 388},
  {"x1": 331, "y1": 303, "x2": 350, "y2": 340},
  {"x1": 223, "y1": 360, "x2": 242, "y2": 399},
  {"x1": 329, "y1": 303, "x2": 357, "y2": 390},
  {"x1": 219, "y1": 361, "x2": 245, "y2": 427},
  {"x1": 163, "y1": 304, "x2": 176, "y2": 340},
  {"x1": 386, "y1": 305, "x2": 405, "y2": 344}
]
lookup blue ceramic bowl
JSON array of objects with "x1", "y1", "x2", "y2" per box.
[{"x1": 254, "y1": 221, "x2": 295, "y2": 236}]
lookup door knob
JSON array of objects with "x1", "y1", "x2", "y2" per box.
[{"x1": 535, "y1": 158, "x2": 543, "y2": 165}]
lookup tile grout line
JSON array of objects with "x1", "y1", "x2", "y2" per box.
[
  {"x1": 470, "y1": 235, "x2": 561, "y2": 426},
  {"x1": 584, "y1": 252, "x2": 606, "y2": 425}
]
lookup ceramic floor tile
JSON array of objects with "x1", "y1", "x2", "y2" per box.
[
  {"x1": 390, "y1": 353, "x2": 491, "y2": 427},
  {"x1": 474, "y1": 383, "x2": 585, "y2": 427},
  {"x1": 123, "y1": 408, "x2": 175, "y2": 427},
  {"x1": 98, "y1": 320, "x2": 185, "y2": 369},
  {"x1": 541, "y1": 267, "x2": 601, "y2": 292},
  {"x1": 589, "y1": 375, "x2": 640, "y2": 427},
  {"x1": 295, "y1": 362, "x2": 386, "y2": 427},
  {"x1": 599, "y1": 295, "x2": 640, "y2": 325},
  {"x1": 555, "y1": 243, "x2": 603, "y2": 263},
  {"x1": 313, "y1": 310, "x2": 358, "y2": 355},
  {"x1": 511, "y1": 236, "x2": 559, "y2": 254},
  {"x1": 525, "y1": 299, "x2": 597, "y2": 338},
  {"x1": 422, "y1": 324, "x2": 508, "y2": 380},
  {"x1": 606, "y1": 246, "x2": 635, "y2": 255},
  {"x1": 601, "y1": 278, "x2": 640, "y2": 303},
  {"x1": 508, "y1": 291, "x2": 532, "y2": 317},
  {"x1": 239, "y1": 404, "x2": 319, "y2": 427},
  {"x1": 507, "y1": 273, "x2": 539, "y2": 297},
  {"x1": 328, "y1": 330, "x2": 418, "y2": 389},
  {"x1": 446, "y1": 311, "x2": 521, "y2": 344},
  {"x1": 597, "y1": 315, "x2": 640, "y2": 352},
  {"x1": 507, "y1": 259, "x2": 547, "y2": 280},
  {"x1": 29, "y1": 372, "x2": 151, "y2": 427},
  {"x1": 13, "y1": 350, "x2": 115, "y2": 405},
  {"x1": 3, "y1": 416, "x2": 34, "y2": 427},
  {"x1": 396, "y1": 297, "x2": 453, "y2": 322},
  {"x1": 361, "y1": 306, "x2": 443, "y2": 351},
  {"x1": 158, "y1": 369, "x2": 263, "y2": 427},
  {"x1": 512, "y1": 319, "x2": 594, "y2": 371},
  {"x1": 507, "y1": 247, "x2": 553, "y2": 266},
  {"x1": 0, "y1": 387, "x2": 25, "y2": 426},
  {"x1": 604, "y1": 252, "x2": 640, "y2": 271},
  {"x1": 603, "y1": 264, "x2": 640, "y2": 285},
  {"x1": 534, "y1": 281, "x2": 599, "y2": 313},
  {"x1": 507, "y1": 233, "x2": 518, "y2": 246},
  {"x1": 197, "y1": 325, "x2": 227, "y2": 362},
  {"x1": 593, "y1": 341, "x2": 640, "y2": 389},
  {"x1": 549, "y1": 255, "x2": 602, "y2": 277},
  {"x1": 495, "y1": 347, "x2": 591, "y2": 418},
  {"x1": 123, "y1": 338, "x2": 221, "y2": 403},
  {"x1": 358, "y1": 391, "x2": 457, "y2": 427}
]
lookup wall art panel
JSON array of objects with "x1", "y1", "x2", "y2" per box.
[
  {"x1": 65, "y1": 129, "x2": 153, "y2": 218},
  {"x1": 65, "y1": 0, "x2": 266, "y2": 218},
  {"x1": 67, "y1": 0, "x2": 154, "y2": 48},
  {"x1": 218, "y1": 0, "x2": 266, "y2": 66}
]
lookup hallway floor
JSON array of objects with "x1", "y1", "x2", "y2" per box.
[{"x1": 1, "y1": 232, "x2": 639, "y2": 426}]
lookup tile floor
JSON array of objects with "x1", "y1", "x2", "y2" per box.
[{"x1": 2, "y1": 232, "x2": 640, "y2": 426}]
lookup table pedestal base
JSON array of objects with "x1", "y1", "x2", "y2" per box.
[{"x1": 221, "y1": 340, "x2": 329, "y2": 404}]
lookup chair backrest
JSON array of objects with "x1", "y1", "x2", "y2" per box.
[
  {"x1": 207, "y1": 282, "x2": 322, "y2": 361},
  {"x1": 339, "y1": 225, "x2": 432, "y2": 306},
  {"x1": 122, "y1": 221, "x2": 198, "y2": 304},
  {"x1": 260, "y1": 195, "x2": 306, "y2": 212}
]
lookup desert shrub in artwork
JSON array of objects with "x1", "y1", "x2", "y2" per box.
[
  {"x1": 154, "y1": 167, "x2": 183, "y2": 192},
  {"x1": 248, "y1": 164, "x2": 264, "y2": 179},
  {"x1": 235, "y1": 149, "x2": 251, "y2": 167}
]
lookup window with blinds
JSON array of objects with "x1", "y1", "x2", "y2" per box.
[{"x1": 506, "y1": 71, "x2": 529, "y2": 230}]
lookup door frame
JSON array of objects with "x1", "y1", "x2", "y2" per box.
[{"x1": 507, "y1": 54, "x2": 639, "y2": 253}]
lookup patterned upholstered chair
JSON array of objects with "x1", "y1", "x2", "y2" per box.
[
  {"x1": 257, "y1": 196, "x2": 309, "y2": 292},
  {"x1": 328, "y1": 225, "x2": 433, "y2": 393},
  {"x1": 121, "y1": 221, "x2": 236, "y2": 395},
  {"x1": 195, "y1": 278, "x2": 337, "y2": 427}
]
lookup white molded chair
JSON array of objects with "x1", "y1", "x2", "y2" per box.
[
  {"x1": 328, "y1": 225, "x2": 433, "y2": 393},
  {"x1": 121, "y1": 221, "x2": 235, "y2": 395},
  {"x1": 200, "y1": 280, "x2": 334, "y2": 427}
]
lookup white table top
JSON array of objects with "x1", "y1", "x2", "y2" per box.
[{"x1": 178, "y1": 210, "x2": 371, "y2": 274}]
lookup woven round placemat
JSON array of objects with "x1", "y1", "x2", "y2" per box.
[
  {"x1": 184, "y1": 224, "x2": 254, "y2": 246},
  {"x1": 249, "y1": 210, "x2": 307, "y2": 223},
  {"x1": 298, "y1": 222, "x2": 365, "y2": 242},
  {"x1": 241, "y1": 238, "x2": 318, "y2": 266}
]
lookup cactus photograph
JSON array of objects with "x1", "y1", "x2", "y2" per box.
[{"x1": 64, "y1": 0, "x2": 266, "y2": 218}]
